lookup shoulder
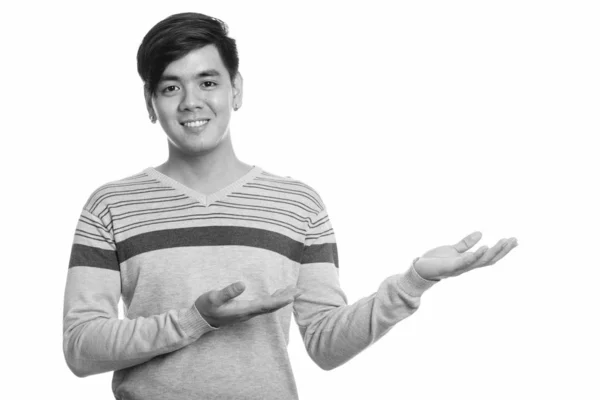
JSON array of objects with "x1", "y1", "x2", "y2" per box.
[
  {"x1": 256, "y1": 166, "x2": 327, "y2": 213},
  {"x1": 82, "y1": 168, "x2": 160, "y2": 215}
]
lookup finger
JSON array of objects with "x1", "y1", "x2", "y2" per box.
[
  {"x1": 453, "y1": 231, "x2": 483, "y2": 253},
  {"x1": 452, "y1": 247, "x2": 487, "y2": 276},
  {"x1": 271, "y1": 285, "x2": 294, "y2": 297},
  {"x1": 269, "y1": 288, "x2": 301, "y2": 304},
  {"x1": 468, "y1": 239, "x2": 508, "y2": 270},
  {"x1": 246, "y1": 298, "x2": 290, "y2": 318},
  {"x1": 249, "y1": 289, "x2": 299, "y2": 315},
  {"x1": 486, "y1": 238, "x2": 519, "y2": 266},
  {"x1": 214, "y1": 281, "x2": 245, "y2": 306},
  {"x1": 274, "y1": 287, "x2": 302, "y2": 304},
  {"x1": 445, "y1": 246, "x2": 487, "y2": 277},
  {"x1": 456, "y1": 245, "x2": 495, "y2": 275}
]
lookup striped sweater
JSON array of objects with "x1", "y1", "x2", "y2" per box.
[{"x1": 63, "y1": 165, "x2": 438, "y2": 400}]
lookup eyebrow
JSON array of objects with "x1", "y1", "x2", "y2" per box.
[{"x1": 158, "y1": 69, "x2": 222, "y2": 83}]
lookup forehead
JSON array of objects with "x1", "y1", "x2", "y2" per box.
[{"x1": 161, "y1": 44, "x2": 229, "y2": 80}]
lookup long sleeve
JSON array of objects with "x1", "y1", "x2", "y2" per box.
[
  {"x1": 293, "y1": 208, "x2": 439, "y2": 371},
  {"x1": 62, "y1": 207, "x2": 218, "y2": 378}
]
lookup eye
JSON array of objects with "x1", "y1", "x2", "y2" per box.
[
  {"x1": 201, "y1": 81, "x2": 217, "y2": 89},
  {"x1": 162, "y1": 85, "x2": 180, "y2": 94}
]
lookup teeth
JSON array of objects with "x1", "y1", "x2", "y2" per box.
[{"x1": 184, "y1": 120, "x2": 208, "y2": 127}]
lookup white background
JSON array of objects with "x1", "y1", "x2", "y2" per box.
[{"x1": 1, "y1": 1, "x2": 598, "y2": 399}]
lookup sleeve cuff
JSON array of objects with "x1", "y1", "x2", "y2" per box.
[
  {"x1": 396, "y1": 257, "x2": 440, "y2": 297},
  {"x1": 178, "y1": 303, "x2": 220, "y2": 340}
]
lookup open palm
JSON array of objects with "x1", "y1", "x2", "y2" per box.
[{"x1": 414, "y1": 231, "x2": 519, "y2": 281}]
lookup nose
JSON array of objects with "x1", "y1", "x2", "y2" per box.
[{"x1": 179, "y1": 85, "x2": 205, "y2": 111}]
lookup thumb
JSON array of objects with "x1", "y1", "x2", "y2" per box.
[
  {"x1": 214, "y1": 281, "x2": 245, "y2": 306},
  {"x1": 453, "y1": 231, "x2": 482, "y2": 253}
]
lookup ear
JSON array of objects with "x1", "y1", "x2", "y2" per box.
[
  {"x1": 232, "y1": 72, "x2": 243, "y2": 111},
  {"x1": 144, "y1": 86, "x2": 157, "y2": 120}
]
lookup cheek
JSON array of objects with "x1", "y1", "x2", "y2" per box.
[
  {"x1": 209, "y1": 91, "x2": 233, "y2": 112},
  {"x1": 154, "y1": 98, "x2": 177, "y2": 118}
]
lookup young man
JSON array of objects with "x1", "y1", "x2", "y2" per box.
[{"x1": 63, "y1": 12, "x2": 518, "y2": 399}]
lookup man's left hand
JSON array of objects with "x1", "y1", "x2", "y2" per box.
[{"x1": 413, "y1": 231, "x2": 519, "y2": 281}]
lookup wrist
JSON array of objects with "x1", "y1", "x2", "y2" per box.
[{"x1": 412, "y1": 257, "x2": 441, "y2": 282}]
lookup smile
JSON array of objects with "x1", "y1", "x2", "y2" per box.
[{"x1": 182, "y1": 119, "x2": 209, "y2": 127}]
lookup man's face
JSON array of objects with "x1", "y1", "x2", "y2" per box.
[{"x1": 146, "y1": 45, "x2": 242, "y2": 156}]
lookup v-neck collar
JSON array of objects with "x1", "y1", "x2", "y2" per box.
[{"x1": 144, "y1": 165, "x2": 263, "y2": 207}]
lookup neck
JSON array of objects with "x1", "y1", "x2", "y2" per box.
[{"x1": 156, "y1": 134, "x2": 251, "y2": 190}]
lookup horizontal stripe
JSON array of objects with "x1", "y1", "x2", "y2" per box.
[
  {"x1": 117, "y1": 225, "x2": 304, "y2": 263},
  {"x1": 227, "y1": 193, "x2": 321, "y2": 214},
  {"x1": 74, "y1": 232, "x2": 112, "y2": 245},
  {"x1": 255, "y1": 175, "x2": 320, "y2": 195},
  {"x1": 91, "y1": 187, "x2": 177, "y2": 213},
  {"x1": 79, "y1": 215, "x2": 107, "y2": 232},
  {"x1": 307, "y1": 215, "x2": 330, "y2": 229},
  {"x1": 114, "y1": 211, "x2": 308, "y2": 236},
  {"x1": 244, "y1": 183, "x2": 322, "y2": 209},
  {"x1": 98, "y1": 194, "x2": 190, "y2": 220},
  {"x1": 114, "y1": 216, "x2": 306, "y2": 239},
  {"x1": 74, "y1": 229, "x2": 108, "y2": 241},
  {"x1": 306, "y1": 229, "x2": 335, "y2": 240},
  {"x1": 69, "y1": 244, "x2": 119, "y2": 271},
  {"x1": 78, "y1": 168, "x2": 338, "y2": 269},
  {"x1": 213, "y1": 201, "x2": 309, "y2": 221},
  {"x1": 112, "y1": 202, "x2": 200, "y2": 222},
  {"x1": 302, "y1": 242, "x2": 339, "y2": 268},
  {"x1": 116, "y1": 226, "x2": 336, "y2": 266}
]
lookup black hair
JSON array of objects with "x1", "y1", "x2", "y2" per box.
[{"x1": 137, "y1": 12, "x2": 239, "y2": 96}]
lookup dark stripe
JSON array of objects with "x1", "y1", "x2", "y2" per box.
[
  {"x1": 116, "y1": 226, "x2": 308, "y2": 265},
  {"x1": 69, "y1": 244, "x2": 119, "y2": 271},
  {"x1": 301, "y1": 242, "x2": 339, "y2": 268}
]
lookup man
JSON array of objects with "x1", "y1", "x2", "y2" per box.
[{"x1": 63, "y1": 12, "x2": 518, "y2": 399}]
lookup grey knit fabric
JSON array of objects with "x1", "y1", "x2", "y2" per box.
[{"x1": 63, "y1": 165, "x2": 438, "y2": 399}]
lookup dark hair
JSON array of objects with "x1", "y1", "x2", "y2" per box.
[{"x1": 137, "y1": 12, "x2": 239, "y2": 96}]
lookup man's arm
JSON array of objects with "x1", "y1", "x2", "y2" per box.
[
  {"x1": 63, "y1": 208, "x2": 218, "y2": 377},
  {"x1": 293, "y1": 208, "x2": 439, "y2": 371}
]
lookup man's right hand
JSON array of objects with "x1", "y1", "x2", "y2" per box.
[{"x1": 194, "y1": 282, "x2": 303, "y2": 328}]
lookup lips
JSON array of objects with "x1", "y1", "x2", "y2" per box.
[
  {"x1": 179, "y1": 118, "x2": 210, "y2": 128},
  {"x1": 182, "y1": 119, "x2": 209, "y2": 128}
]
